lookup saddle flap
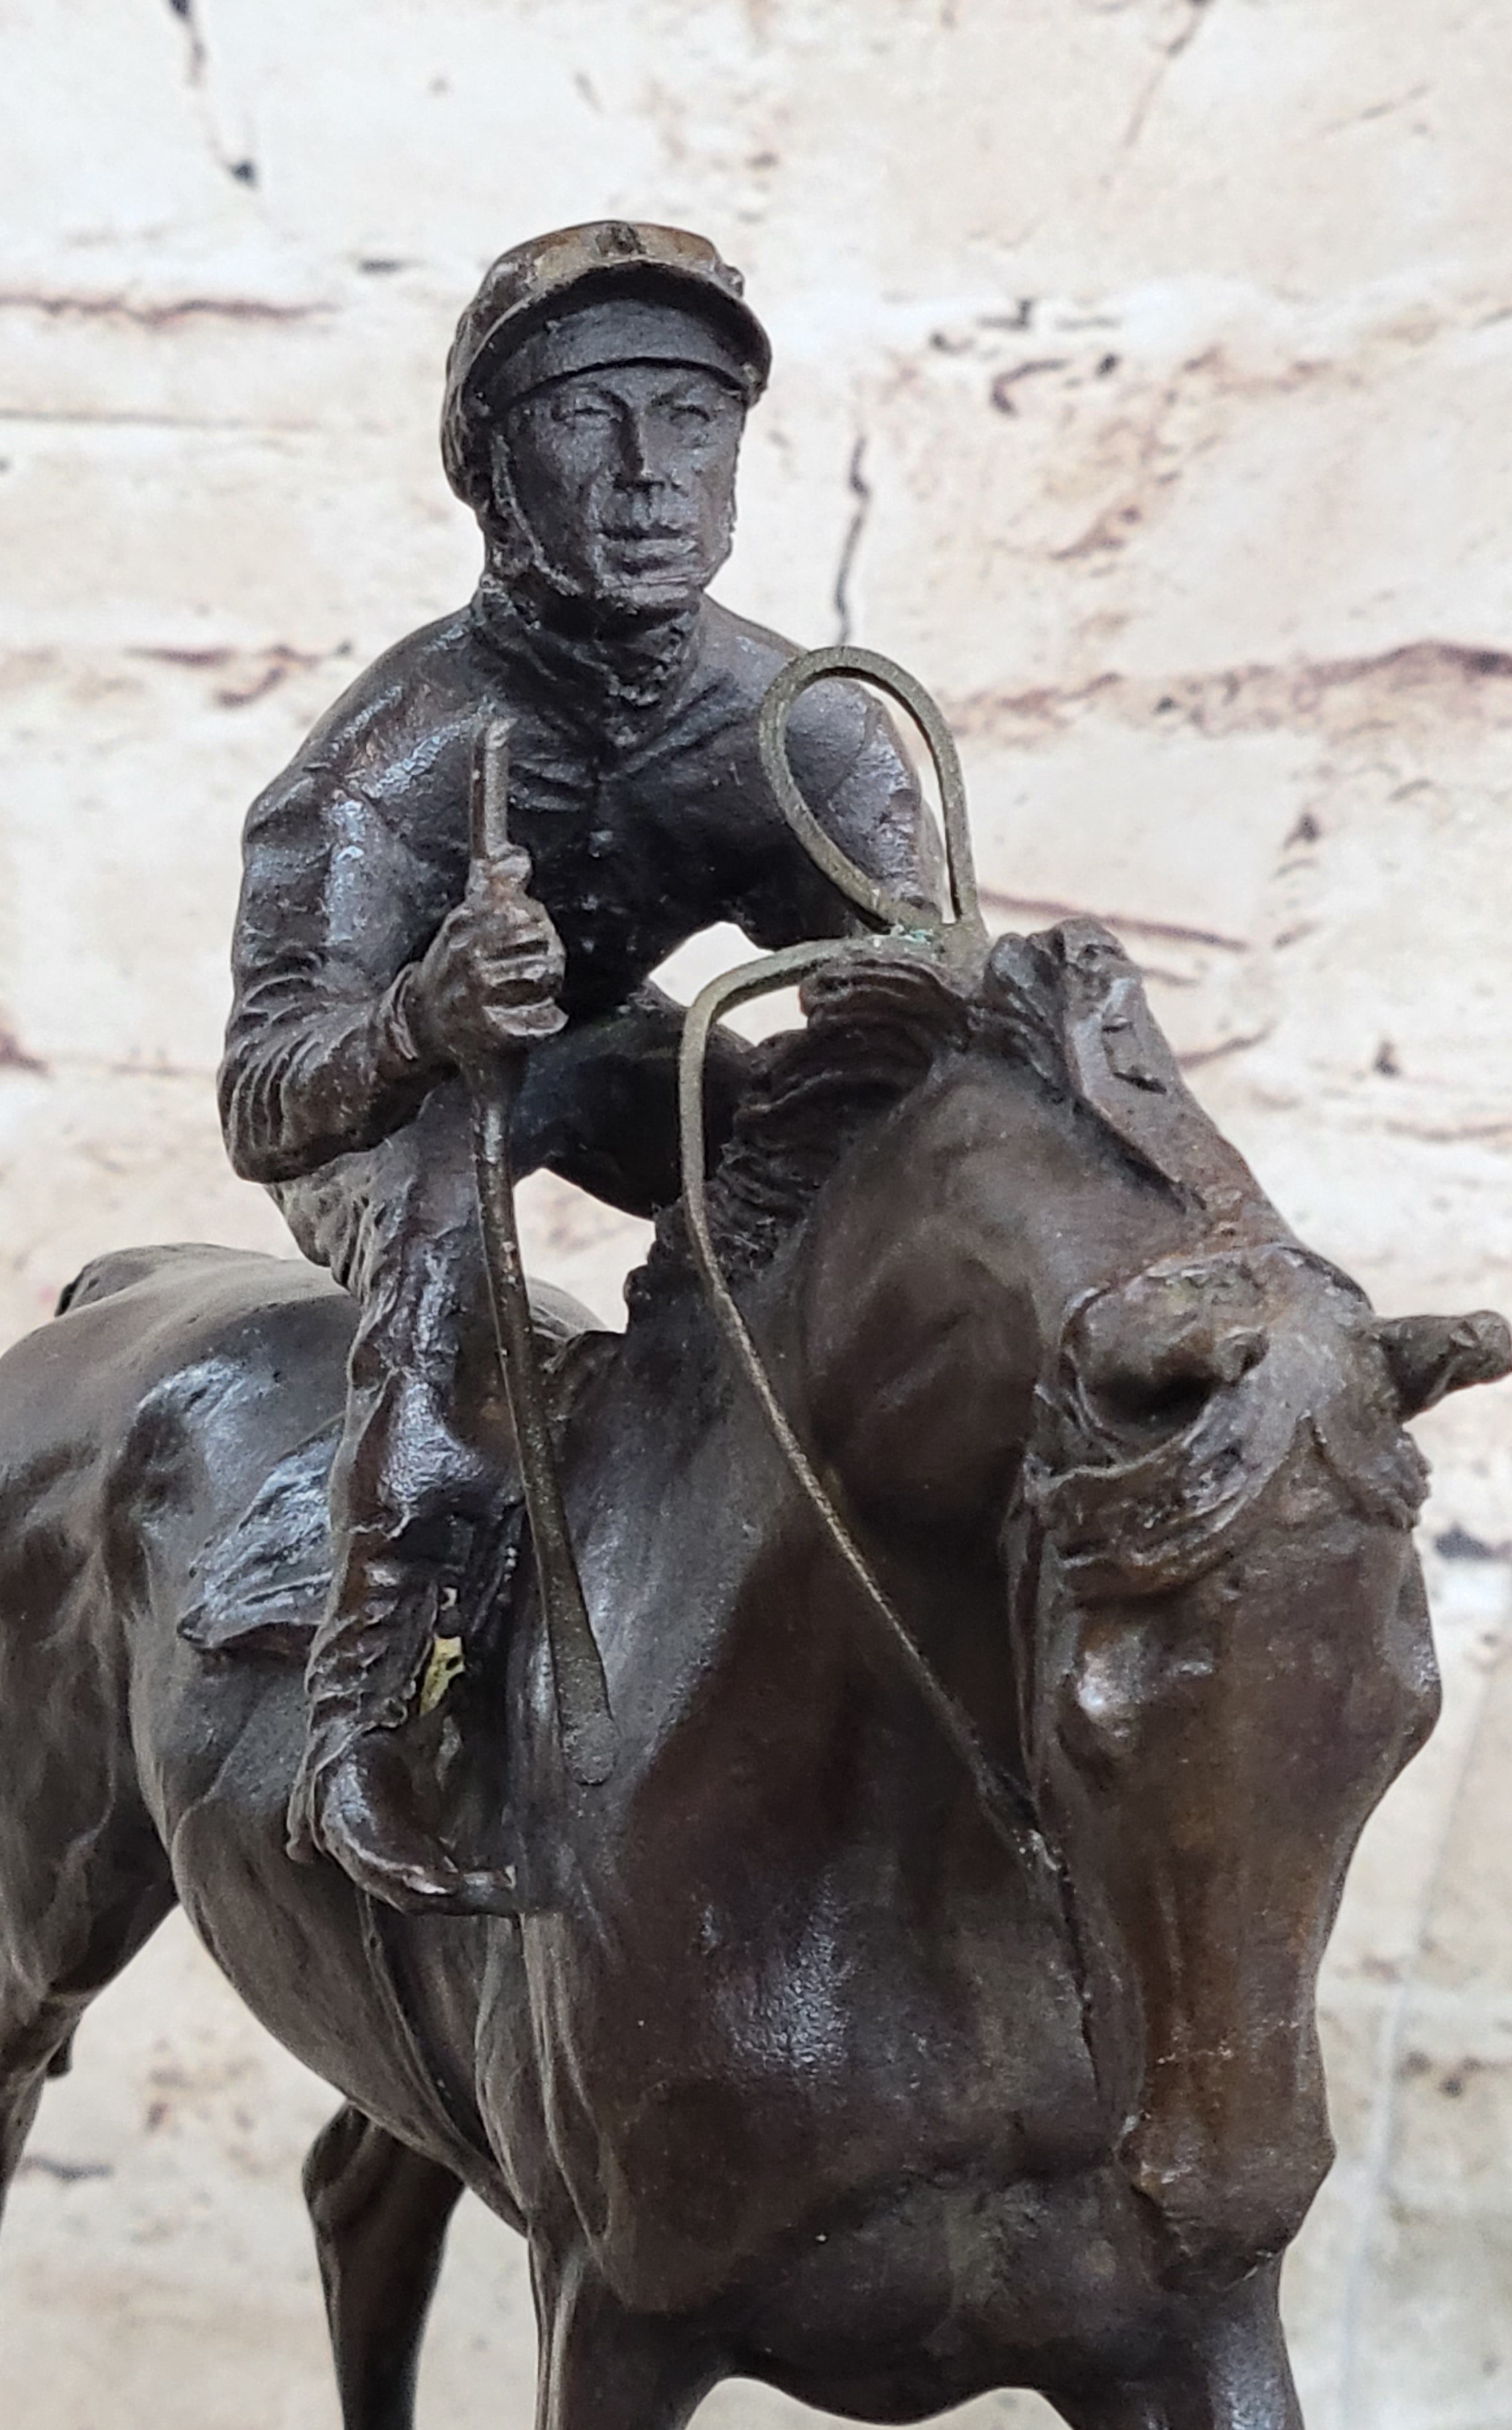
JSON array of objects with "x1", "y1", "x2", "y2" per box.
[
  {"x1": 178, "y1": 1425, "x2": 338, "y2": 1662},
  {"x1": 176, "y1": 1295, "x2": 610, "y2": 1670}
]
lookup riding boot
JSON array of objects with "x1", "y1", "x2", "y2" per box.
[{"x1": 286, "y1": 1532, "x2": 519, "y2": 1917}]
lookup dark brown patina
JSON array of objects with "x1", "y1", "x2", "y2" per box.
[{"x1": 0, "y1": 918, "x2": 1503, "y2": 2430}]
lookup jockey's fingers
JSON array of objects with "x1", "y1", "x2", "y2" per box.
[
  {"x1": 450, "y1": 890, "x2": 552, "y2": 938},
  {"x1": 473, "y1": 933, "x2": 564, "y2": 983},
  {"x1": 468, "y1": 843, "x2": 535, "y2": 898},
  {"x1": 479, "y1": 998, "x2": 567, "y2": 1043},
  {"x1": 450, "y1": 1866, "x2": 524, "y2": 1918},
  {"x1": 454, "y1": 893, "x2": 562, "y2": 956},
  {"x1": 485, "y1": 943, "x2": 565, "y2": 987}
]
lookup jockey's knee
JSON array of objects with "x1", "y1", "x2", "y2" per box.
[
  {"x1": 346, "y1": 1208, "x2": 486, "y2": 1389},
  {"x1": 334, "y1": 1222, "x2": 502, "y2": 1547},
  {"x1": 329, "y1": 1363, "x2": 499, "y2": 1574}
]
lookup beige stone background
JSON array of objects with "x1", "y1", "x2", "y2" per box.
[{"x1": 2, "y1": 0, "x2": 1511, "y2": 2422}]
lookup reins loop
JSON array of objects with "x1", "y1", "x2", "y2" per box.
[
  {"x1": 754, "y1": 643, "x2": 987, "y2": 955},
  {"x1": 677, "y1": 648, "x2": 1032, "y2": 1853}
]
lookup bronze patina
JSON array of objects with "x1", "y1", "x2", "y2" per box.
[
  {"x1": 0, "y1": 221, "x2": 1507, "y2": 2430},
  {"x1": 216, "y1": 220, "x2": 942, "y2": 1908}
]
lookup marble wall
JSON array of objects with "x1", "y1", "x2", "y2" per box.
[{"x1": 1, "y1": 2, "x2": 1509, "y2": 2424}]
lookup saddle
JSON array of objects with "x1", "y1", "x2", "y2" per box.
[{"x1": 178, "y1": 1279, "x2": 609, "y2": 1673}]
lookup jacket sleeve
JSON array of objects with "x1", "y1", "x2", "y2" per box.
[
  {"x1": 218, "y1": 769, "x2": 444, "y2": 1187},
  {"x1": 733, "y1": 681, "x2": 946, "y2": 953}
]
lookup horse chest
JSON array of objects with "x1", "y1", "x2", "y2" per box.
[{"x1": 487, "y1": 1863, "x2": 1104, "y2": 2322}]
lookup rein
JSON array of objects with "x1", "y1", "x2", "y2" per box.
[{"x1": 676, "y1": 648, "x2": 1040, "y2": 1858}]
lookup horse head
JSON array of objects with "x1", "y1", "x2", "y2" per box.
[{"x1": 1015, "y1": 1237, "x2": 1509, "y2": 2285}]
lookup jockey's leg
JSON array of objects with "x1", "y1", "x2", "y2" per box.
[
  {"x1": 288, "y1": 1084, "x2": 517, "y2": 1915},
  {"x1": 282, "y1": 994, "x2": 749, "y2": 1914}
]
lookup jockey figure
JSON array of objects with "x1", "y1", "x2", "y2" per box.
[{"x1": 220, "y1": 220, "x2": 940, "y2": 1913}]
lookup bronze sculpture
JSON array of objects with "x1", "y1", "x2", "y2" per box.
[
  {"x1": 0, "y1": 220, "x2": 1508, "y2": 2430},
  {"x1": 218, "y1": 220, "x2": 940, "y2": 1909}
]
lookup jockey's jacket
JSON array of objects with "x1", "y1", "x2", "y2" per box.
[{"x1": 220, "y1": 580, "x2": 941, "y2": 1196}]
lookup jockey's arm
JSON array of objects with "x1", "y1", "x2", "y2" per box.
[{"x1": 219, "y1": 767, "x2": 560, "y2": 1189}]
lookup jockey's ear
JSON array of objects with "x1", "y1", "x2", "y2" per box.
[{"x1": 1375, "y1": 1310, "x2": 1512, "y2": 1419}]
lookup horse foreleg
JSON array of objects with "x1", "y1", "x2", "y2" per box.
[
  {"x1": 303, "y1": 2104, "x2": 464, "y2": 2430},
  {"x1": 531, "y1": 2239, "x2": 720, "y2": 2430},
  {"x1": 1049, "y1": 2260, "x2": 1304, "y2": 2430},
  {"x1": 0, "y1": 2067, "x2": 48, "y2": 2234}
]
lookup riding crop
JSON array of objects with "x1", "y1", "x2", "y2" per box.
[{"x1": 466, "y1": 718, "x2": 616, "y2": 1788}]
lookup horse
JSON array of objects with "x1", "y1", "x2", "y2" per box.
[{"x1": 0, "y1": 918, "x2": 1505, "y2": 2430}]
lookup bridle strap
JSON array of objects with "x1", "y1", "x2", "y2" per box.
[{"x1": 675, "y1": 649, "x2": 1034, "y2": 1856}]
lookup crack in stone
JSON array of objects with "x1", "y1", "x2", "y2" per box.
[
  {"x1": 0, "y1": 292, "x2": 320, "y2": 328},
  {"x1": 127, "y1": 642, "x2": 340, "y2": 708},
  {"x1": 832, "y1": 432, "x2": 872, "y2": 645},
  {"x1": 165, "y1": 0, "x2": 206, "y2": 83},
  {"x1": 979, "y1": 885, "x2": 1248, "y2": 954},
  {"x1": 16, "y1": 2152, "x2": 113, "y2": 2184},
  {"x1": 1176, "y1": 1023, "x2": 1273, "y2": 1070},
  {"x1": 163, "y1": 0, "x2": 258, "y2": 186},
  {"x1": 948, "y1": 639, "x2": 1512, "y2": 744},
  {"x1": 1121, "y1": 0, "x2": 1220, "y2": 156},
  {"x1": 1321, "y1": 82, "x2": 1431, "y2": 137},
  {"x1": 0, "y1": 1021, "x2": 46, "y2": 1076}
]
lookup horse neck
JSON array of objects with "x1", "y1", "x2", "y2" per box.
[
  {"x1": 765, "y1": 1049, "x2": 1209, "y2": 1552},
  {"x1": 583, "y1": 1051, "x2": 1203, "y2": 1815}
]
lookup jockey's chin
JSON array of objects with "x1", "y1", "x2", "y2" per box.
[{"x1": 561, "y1": 513, "x2": 733, "y2": 623}]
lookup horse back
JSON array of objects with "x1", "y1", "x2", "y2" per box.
[
  {"x1": 0, "y1": 1244, "x2": 522, "y2": 2187},
  {"x1": 7, "y1": 1242, "x2": 353, "y2": 1628},
  {"x1": 0, "y1": 1243, "x2": 349, "y2": 1874}
]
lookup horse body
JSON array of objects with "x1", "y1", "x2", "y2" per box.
[{"x1": 1, "y1": 929, "x2": 1502, "y2": 2430}]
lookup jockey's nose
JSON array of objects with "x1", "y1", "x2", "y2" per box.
[
  {"x1": 615, "y1": 399, "x2": 691, "y2": 495},
  {"x1": 615, "y1": 403, "x2": 661, "y2": 487}
]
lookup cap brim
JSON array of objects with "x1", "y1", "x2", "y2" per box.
[{"x1": 466, "y1": 261, "x2": 770, "y2": 413}]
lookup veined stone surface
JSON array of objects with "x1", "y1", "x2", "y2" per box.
[{"x1": 1, "y1": 2, "x2": 1509, "y2": 2424}]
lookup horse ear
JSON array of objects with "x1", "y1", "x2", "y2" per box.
[{"x1": 1376, "y1": 1310, "x2": 1512, "y2": 1418}]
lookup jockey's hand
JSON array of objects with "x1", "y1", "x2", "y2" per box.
[{"x1": 411, "y1": 847, "x2": 566, "y2": 1066}]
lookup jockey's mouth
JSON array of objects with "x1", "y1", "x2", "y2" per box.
[{"x1": 600, "y1": 520, "x2": 696, "y2": 550}]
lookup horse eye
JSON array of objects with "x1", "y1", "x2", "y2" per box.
[{"x1": 1092, "y1": 1368, "x2": 1216, "y2": 1435}]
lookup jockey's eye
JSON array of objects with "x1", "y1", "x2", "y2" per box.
[{"x1": 549, "y1": 393, "x2": 617, "y2": 426}]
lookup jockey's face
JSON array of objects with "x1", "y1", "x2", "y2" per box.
[{"x1": 500, "y1": 361, "x2": 745, "y2": 618}]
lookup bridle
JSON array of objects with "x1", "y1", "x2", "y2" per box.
[{"x1": 675, "y1": 647, "x2": 1042, "y2": 1858}]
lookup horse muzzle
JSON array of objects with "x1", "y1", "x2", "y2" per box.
[{"x1": 1117, "y1": 2051, "x2": 1334, "y2": 2282}]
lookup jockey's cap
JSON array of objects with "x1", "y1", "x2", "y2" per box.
[{"x1": 442, "y1": 221, "x2": 771, "y2": 514}]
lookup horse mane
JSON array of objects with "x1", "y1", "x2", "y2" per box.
[{"x1": 628, "y1": 921, "x2": 1178, "y2": 1315}]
